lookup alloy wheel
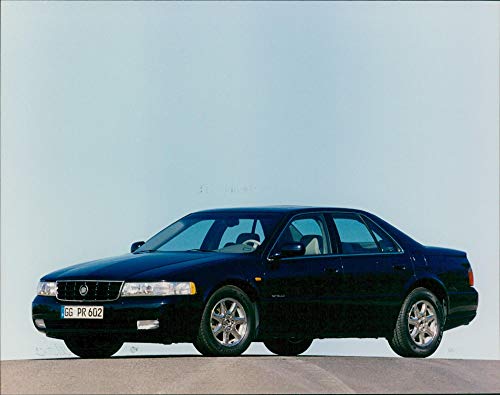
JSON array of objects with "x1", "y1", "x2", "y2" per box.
[
  {"x1": 210, "y1": 297, "x2": 248, "y2": 347},
  {"x1": 408, "y1": 300, "x2": 438, "y2": 346}
]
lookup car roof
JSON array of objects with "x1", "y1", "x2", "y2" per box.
[
  {"x1": 194, "y1": 205, "x2": 369, "y2": 215},
  {"x1": 192, "y1": 206, "x2": 420, "y2": 248}
]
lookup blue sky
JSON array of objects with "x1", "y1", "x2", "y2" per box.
[{"x1": 1, "y1": 1, "x2": 498, "y2": 359}]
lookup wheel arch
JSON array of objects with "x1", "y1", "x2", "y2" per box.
[
  {"x1": 404, "y1": 276, "x2": 449, "y2": 316},
  {"x1": 202, "y1": 278, "x2": 261, "y2": 336},
  {"x1": 202, "y1": 278, "x2": 260, "y2": 303}
]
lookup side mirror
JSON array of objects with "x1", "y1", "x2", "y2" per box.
[
  {"x1": 271, "y1": 242, "x2": 305, "y2": 260},
  {"x1": 130, "y1": 241, "x2": 145, "y2": 253}
]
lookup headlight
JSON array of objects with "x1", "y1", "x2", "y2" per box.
[
  {"x1": 37, "y1": 281, "x2": 57, "y2": 297},
  {"x1": 121, "y1": 282, "x2": 196, "y2": 297}
]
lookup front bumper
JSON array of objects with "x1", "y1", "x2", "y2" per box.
[{"x1": 32, "y1": 295, "x2": 203, "y2": 343}]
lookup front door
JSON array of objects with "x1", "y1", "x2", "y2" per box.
[{"x1": 259, "y1": 213, "x2": 343, "y2": 337}]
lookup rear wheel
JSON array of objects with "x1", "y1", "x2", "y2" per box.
[
  {"x1": 194, "y1": 285, "x2": 256, "y2": 356},
  {"x1": 64, "y1": 336, "x2": 123, "y2": 358},
  {"x1": 388, "y1": 287, "x2": 444, "y2": 358},
  {"x1": 264, "y1": 338, "x2": 313, "y2": 356}
]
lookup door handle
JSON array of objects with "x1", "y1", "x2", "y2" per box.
[
  {"x1": 324, "y1": 267, "x2": 340, "y2": 275},
  {"x1": 393, "y1": 264, "x2": 406, "y2": 271}
]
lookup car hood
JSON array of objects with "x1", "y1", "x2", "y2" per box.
[{"x1": 41, "y1": 252, "x2": 234, "y2": 281}]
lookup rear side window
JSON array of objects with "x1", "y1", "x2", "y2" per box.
[
  {"x1": 363, "y1": 216, "x2": 400, "y2": 253},
  {"x1": 331, "y1": 214, "x2": 379, "y2": 254}
]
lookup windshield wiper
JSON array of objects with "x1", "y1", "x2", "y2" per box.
[
  {"x1": 134, "y1": 249, "x2": 157, "y2": 254},
  {"x1": 186, "y1": 249, "x2": 215, "y2": 253}
]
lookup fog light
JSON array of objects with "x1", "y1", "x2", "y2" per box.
[
  {"x1": 35, "y1": 319, "x2": 46, "y2": 329},
  {"x1": 137, "y1": 319, "x2": 159, "y2": 330}
]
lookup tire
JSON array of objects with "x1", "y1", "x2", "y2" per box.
[
  {"x1": 264, "y1": 338, "x2": 313, "y2": 356},
  {"x1": 64, "y1": 336, "x2": 123, "y2": 358},
  {"x1": 388, "y1": 287, "x2": 445, "y2": 358},
  {"x1": 194, "y1": 285, "x2": 256, "y2": 356}
]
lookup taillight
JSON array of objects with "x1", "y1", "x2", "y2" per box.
[{"x1": 468, "y1": 268, "x2": 474, "y2": 286}]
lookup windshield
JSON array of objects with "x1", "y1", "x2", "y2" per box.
[{"x1": 135, "y1": 212, "x2": 283, "y2": 254}]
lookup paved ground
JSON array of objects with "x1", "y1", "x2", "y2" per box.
[{"x1": 1, "y1": 355, "x2": 499, "y2": 394}]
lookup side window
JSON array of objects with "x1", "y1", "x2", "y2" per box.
[
  {"x1": 218, "y1": 219, "x2": 265, "y2": 249},
  {"x1": 274, "y1": 215, "x2": 330, "y2": 256},
  {"x1": 332, "y1": 214, "x2": 379, "y2": 254},
  {"x1": 363, "y1": 217, "x2": 400, "y2": 253}
]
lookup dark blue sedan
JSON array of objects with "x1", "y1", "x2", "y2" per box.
[{"x1": 32, "y1": 206, "x2": 478, "y2": 358}]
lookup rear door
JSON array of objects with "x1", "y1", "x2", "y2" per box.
[
  {"x1": 328, "y1": 212, "x2": 412, "y2": 333},
  {"x1": 360, "y1": 215, "x2": 412, "y2": 316}
]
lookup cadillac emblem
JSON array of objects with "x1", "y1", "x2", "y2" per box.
[{"x1": 79, "y1": 284, "x2": 88, "y2": 296}]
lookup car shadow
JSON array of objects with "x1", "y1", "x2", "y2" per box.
[{"x1": 31, "y1": 354, "x2": 385, "y2": 361}]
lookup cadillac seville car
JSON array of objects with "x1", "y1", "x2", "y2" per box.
[{"x1": 32, "y1": 206, "x2": 478, "y2": 358}]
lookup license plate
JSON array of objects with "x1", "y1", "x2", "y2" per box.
[{"x1": 61, "y1": 306, "x2": 104, "y2": 319}]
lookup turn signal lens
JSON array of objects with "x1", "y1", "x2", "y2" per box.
[
  {"x1": 34, "y1": 319, "x2": 46, "y2": 329},
  {"x1": 468, "y1": 268, "x2": 474, "y2": 286}
]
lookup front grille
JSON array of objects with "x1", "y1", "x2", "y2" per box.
[{"x1": 56, "y1": 281, "x2": 123, "y2": 302}]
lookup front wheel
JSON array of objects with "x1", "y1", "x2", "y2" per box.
[
  {"x1": 64, "y1": 336, "x2": 123, "y2": 358},
  {"x1": 194, "y1": 285, "x2": 256, "y2": 356},
  {"x1": 264, "y1": 338, "x2": 313, "y2": 356},
  {"x1": 388, "y1": 287, "x2": 444, "y2": 358}
]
